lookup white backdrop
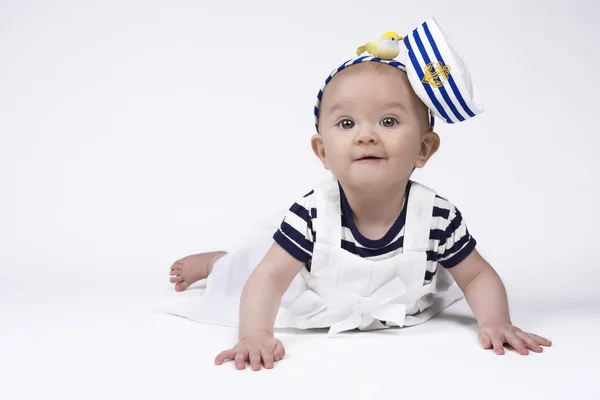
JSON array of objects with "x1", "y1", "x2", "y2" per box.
[{"x1": 1, "y1": 0, "x2": 599, "y2": 398}]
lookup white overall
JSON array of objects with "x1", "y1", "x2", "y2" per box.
[{"x1": 167, "y1": 178, "x2": 463, "y2": 335}]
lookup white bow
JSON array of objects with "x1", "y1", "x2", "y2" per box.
[
  {"x1": 327, "y1": 277, "x2": 409, "y2": 336},
  {"x1": 285, "y1": 277, "x2": 413, "y2": 336}
]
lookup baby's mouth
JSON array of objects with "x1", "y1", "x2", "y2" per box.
[{"x1": 357, "y1": 156, "x2": 382, "y2": 161}]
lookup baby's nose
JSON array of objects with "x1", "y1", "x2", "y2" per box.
[{"x1": 354, "y1": 129, "x2": 380, "y2": 145}]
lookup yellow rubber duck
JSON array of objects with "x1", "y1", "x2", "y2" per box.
[{"x1": 356, "y1": 31, "x2": 404, "y2": 60}]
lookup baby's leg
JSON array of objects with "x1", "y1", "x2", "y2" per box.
[
  {"x1": 169, "y1": 209, "x2": 287, "y2": 293},
  {"x1": 169, "y1": 251, "x2": 227, "y2": 292}
]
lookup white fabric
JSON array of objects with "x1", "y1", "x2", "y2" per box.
[{"x1": 165, "y1": 177, "x2": 463, "y2": 335}]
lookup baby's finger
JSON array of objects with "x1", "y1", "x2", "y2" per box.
[
  {"x1": 479, "y1": 331, "x2": 492, "y2": 349},
  {"x1": 527, "y1": 333, "x2": 553, "y2": 347},
  {"x1": 516, "y1": 331, "x2": 543, "y2": 353},
  {"x1": 261, "y1": 349, "x2": 274, "y2": 369},
  {"x1": 249, "y1": 351, "x2": 262, "y2": 371},
  {"x1": 274, "y1": 340, "x2": 286, "y2": 361},
  {"x1": 489, "y1": 332, "x2": 506, "y2": 355},
  {"x1": 214, "y1": 349, "x2": 236, "y2": 365},
  {"x1": 170, "y1": 276, "x2": 184, "y2": 283},
  {"x1": 235, "y1": 351, "x2": 248, "y2": 370},
  {"x1": 505, "y1": 331, "x2": 528, "y2": 355}
]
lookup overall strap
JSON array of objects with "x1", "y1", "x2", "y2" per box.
[
  {"x1": 313, "y1": 176, "x2": 342, "y2": 247},
  {"x1": 403, "y1": 181, "x2": 436, "y2": 253}
]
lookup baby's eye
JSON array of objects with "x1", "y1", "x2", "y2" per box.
[
  {"x1": 338, "y1": 119, "x2": 355, "y2": 129},
  {"x1": 380, "y1": 117, "x2": 399, "y2": 127}
]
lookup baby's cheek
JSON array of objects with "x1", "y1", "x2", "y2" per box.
[
  {"x1": 323, "y1": 144, "x2": 343, "y2": 163},
  {"x1": 325, "y1": 154, "x2": 343, "y2": 171},
  {"x1": 326, "y1": 154, "x2": 349, "y2": 177}
]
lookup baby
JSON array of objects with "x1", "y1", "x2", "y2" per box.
[{"x1": 168, "y1": 20, "x2": 551, "y2": 370}]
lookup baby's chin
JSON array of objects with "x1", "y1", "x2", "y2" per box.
[{"x1": 336, "y1": 167, "x2": 401, "y2": 191}]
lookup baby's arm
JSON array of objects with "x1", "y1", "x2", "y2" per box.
[
  {"x1": 448, "y1": 249, "x2": 552, "y2": 355},
  {"x1": 239, "y1": 243, "x2": 305, "y2": 338},
  {"x1": 449, "y1": 250, "x2": 510, "y2": 327},
  {"x1": 215, "y1": 242, "x2": 305, "y2": 370}
]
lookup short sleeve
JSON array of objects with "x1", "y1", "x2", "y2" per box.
[
  {"x1": 273, "y1": 191, "x2": 316, "y2": 263},
  {"x1": 436, "y1": 204, "x2": 477, "y2": 268}
]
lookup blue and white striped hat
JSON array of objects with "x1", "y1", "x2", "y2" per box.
[{"x1": 314, "y1": 17, "x2": 483, "y2": 132}]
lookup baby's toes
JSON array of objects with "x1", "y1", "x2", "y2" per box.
[
  {"x1": 169, "y1": 268, "x2": 183, "y2": 282},
  {"x1": 170, "y1": 261, "x2": 183, "y2": 271},
  {"x1": 175, "y1": 281, "x2": 190, "y2": 292}
]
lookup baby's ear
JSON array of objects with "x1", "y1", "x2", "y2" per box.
[
  {"x1": 311, "y1": 134, "x2": 329, "y2": 170},
  {"x1": 414, "y1": 131, "x2": 440, "y2": 169}
]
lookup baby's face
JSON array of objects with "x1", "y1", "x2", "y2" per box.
[{"x1": 315, "y1": 63, "x2": 430, "y2": 190}]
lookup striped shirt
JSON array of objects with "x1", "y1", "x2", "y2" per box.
[{"x1": 273, "y1": 181, "x2": 476, "y2": 284}]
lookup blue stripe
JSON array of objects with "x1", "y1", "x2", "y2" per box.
[
  {"x1": 429, "y1": 228, "x2": 447, "y2": 243},
  {"x1": 440, "y1": 231, "x2": 472, "y2": 261},
  {"x1": 445, "y1": 208, "x2": 463, "y2": 232},
  {"x1": 413, "y1": 30, "x2": 464, "y2": 122},
  {"x1": 290, "y1": 202, "x2": 311, "y2": 223},
  {"x1": 341, "y1": 236, "x2": 405, "y2": 258},
  {"x1": 313, "y1": 105, "x2": 319, "y2": 117},
  {"x1": 440, "y1": 237, "x2": 476, "y2": 268},
  {"x1": 404, "y1": 36, "x2": 452, "y2": 123},
  {"x1": 423, "y1": 22, "x2": 476, "y2": 118},
  {"x1": 273, "y1": 230, "x2": 312, "y2": 263},
  {"x1": 424, "y1": 270, "x2": 436, "y2": 281},
  {"x1": 307, "y1": 219, "x2": 315, "y2": 242},
  {"x1": 427, "y1": 250, "x2": 437, "y2": 262},
  {"x1": 317, "y1": 90, "x2": 323, "y2": 101},
  {"x1": 432, "y1": 205, "x2": 450, "y2": 219},
  {"x1": 353, "y1": 56, "x2": 369, "y2": 64},
  {"x1": 436, "y1": 210, "x2": 464, "y2": 247},
  {"x1": 388, "y1": 61, "x2": 405, "y2": 68},
  {"x1": 278, "y1": 222, "x2": 314, "y2": 254}
]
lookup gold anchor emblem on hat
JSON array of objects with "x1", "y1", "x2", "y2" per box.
[{"x1": 422, "y1": 61, "x2": 451, "y2": 88}]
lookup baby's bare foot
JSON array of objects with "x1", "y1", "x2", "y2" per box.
[{"x1": 169, "y1": 251, "x2": 227, "y2": 292}]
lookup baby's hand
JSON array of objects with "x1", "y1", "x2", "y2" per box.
[
  {"x1": 214, "y1": 331, "x2": 285, "y2": 371},
  {"x1": 479, "y1": 322, "x2": 552, "y2": 355}
]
